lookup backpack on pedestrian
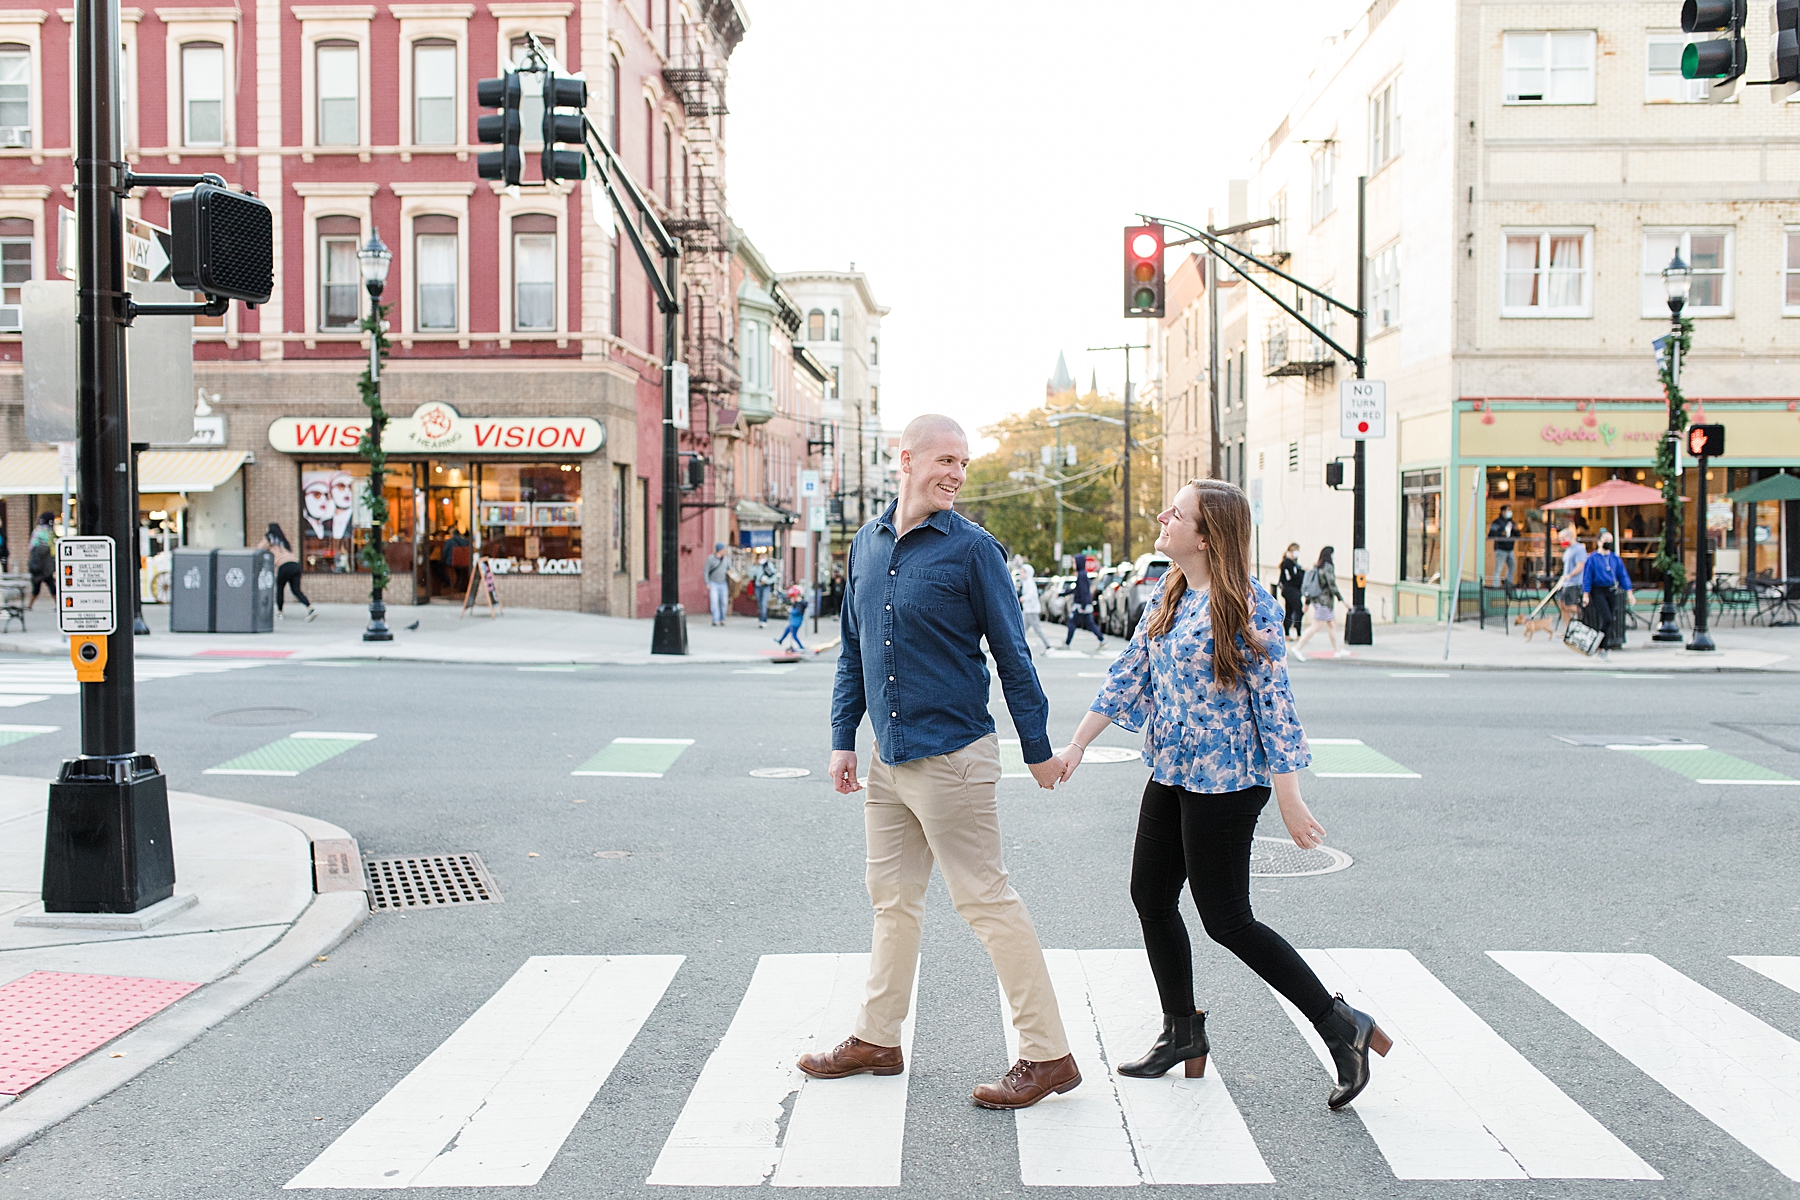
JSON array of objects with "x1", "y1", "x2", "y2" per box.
[{"x1": 1301, "y1": 567, "x2": 1321, "y2": 602}]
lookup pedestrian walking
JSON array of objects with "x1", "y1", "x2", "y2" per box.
[
  {"x1": 1292, "y1": 546, "x2": 1347, "y2": 660},
  {"x1": 1558, "y1": 529, "x2": 1588, "y2": 624},
  {"x1": 26, "y1": 513, "x2": 54, "y2": 609},
  {"x1": 1014, "y1": 554, "x2": 1052, "y2": 653},
  {"x1": 753, "y1": 554, "x2": 780, "y2": 627},
  {"x1": 1062, "y1": 555, "x2": 1105, "y2": 649},
  {"x1": 1488, "y1": 505, "x2": 1520, "y2": 588},
  {"x1": 704, "y1": 542, "x2": 731, "y2": 626},
  {"x1": 259, "y1": 523, "x2": 316, "y2": 621},
  {"x1": 1058, "y1": 478, "x2": 1390, "y2": 1109},
  {"x1": 1580, "y1": 529, "x2": 1634, "y2": 659},
  {"x1": 775, "y1": 584, "x2": 808, "y2": 651},
  {"x1": 1277, "y1": 542, "x2": 1305, "y2": 638},
  {"x1": 827, "y1": 566, "x2": 845, "y2": 617},
  {"x1": 807, "y1": 414, "x2": 1079, "y2": 1111}
]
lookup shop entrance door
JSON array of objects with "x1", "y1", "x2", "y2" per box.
[{"x1": 425, "y1": 461, "x2": 473, "y2": 598}]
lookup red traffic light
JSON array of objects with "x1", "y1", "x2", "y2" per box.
[
  {"x1": 1687, "y1": 422, "x2": 1726, "y2": 458},
  {"x1": 1123, "y1": 223, "x2": 1165, "y2": 318}
]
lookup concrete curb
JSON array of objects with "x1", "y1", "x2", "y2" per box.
[
  {"x1": 0, "y1": 638, "x2": 829, "y2": 667},
  {"x1": 0, "y1": 797, "x2": 370, "y2": 1159},
  {"x1": 1301, "y1": 653, "x2": 1793, "y2": 674}
]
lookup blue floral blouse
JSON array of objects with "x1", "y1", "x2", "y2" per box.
[{"x1": 1089, "y1": 578, "x2": 1311, "y2": 793}]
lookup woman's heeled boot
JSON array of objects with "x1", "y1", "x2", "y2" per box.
[
  {"x1": 1313, "y1": 994, "x2": 1391, "y2": 1110},
  {"x1": 1116, "y1": 1010, "x2": 1209, "y2": 1078}
]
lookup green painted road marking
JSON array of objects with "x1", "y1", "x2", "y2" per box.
[
  {"x1": 0, "y1": 724, "x2": 57, "y2": 746},
  {"x1": 1307, "y1": 738, "x2": 1421, "y2": 779},
  {"x1": 998, "y1": 739, "x2": 1029, "y2": 778},
  {"x1": 204, "y1": 731, "x2": 378, "y2": 777},
  {"x1": 572, "y1": 737, "x2": 695, "y2": 778},
  {"x1": 1610, "y1": 744, "x2": 1798, "y2": 785},
  {"x1": 1387, "y1": 671, "x2": 1449, "y2": 678},
  {"x1": 518, "y1": 665, "x2": 595, "y2": 672}
]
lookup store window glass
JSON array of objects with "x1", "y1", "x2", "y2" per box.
[
  {"x1": 1401, "y1": 469, "x2": 1442, "y2": 583},
  {"x1": 477, "y1": 462, "x2": 581, "y2": 573},
  {"x1": 302, "y1": 462, "x2": 414, "y2": 574}
]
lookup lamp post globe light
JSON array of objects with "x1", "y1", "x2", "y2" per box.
[
  {"x1": 358, "y1": 230, "x2": 394, "y2": 642},
  {"x1": 1652, "y1": 251, "x2": 1691, "y2": 643}
]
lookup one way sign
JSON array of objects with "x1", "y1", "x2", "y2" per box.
[{"x1": 1340, "y1": 380, "x2": 1386, "y2": 439}]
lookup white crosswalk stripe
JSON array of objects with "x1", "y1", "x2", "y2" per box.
[
  {"x1": 1733, "y1": 954, "x2": 1800, "y2": 998},
  {"x1": 0, "y1": 658, "x2": 265, "y2": 703},
  {"x1": 286, "y1": 955, "x2": 681, "y2": 1190},
  {"x1": 1274, "y1": 949, "x2": 1658, "y2": 1180},
  {"x1": 1492, "y1": 951, "x2": 1800, "y2": 1182},
  {"x1": 648, "y1": 953, "x2": 917, "y2": 1187}
]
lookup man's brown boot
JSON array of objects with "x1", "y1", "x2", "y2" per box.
[
  {"x1": 971, "y1": 1054, "x2": 1081, "y2": 1109},
  {"x1": 797, "y1": 1035, "x2": 904, "y2": 1080}
]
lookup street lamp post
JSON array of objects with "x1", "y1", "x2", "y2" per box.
[
  {"x1": 1652, "y1": 252, "x2": 1691, "y2": 643},
  {"x1": 358, "y1": 231, "x2": 394, "y2": 643}
]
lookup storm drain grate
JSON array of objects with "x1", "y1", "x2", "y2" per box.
[
  {"x1": 364, "y1": 853, "x2": 503, "y2": 910},
  {"x1": 1249, "y1": 836, "x2": 1353, "y2": 878}
]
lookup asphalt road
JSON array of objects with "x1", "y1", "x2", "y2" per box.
[{"x1": 2, "y1": 645, "x2": 1798, "y2": 1199}]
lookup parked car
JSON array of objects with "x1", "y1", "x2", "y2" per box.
[
  {"x1": 1040, "y1": 574, "x2": 1075, "y2": 624},
  {"x1": 1105, "y1": 553, "x2": 1173, "y2": 637},
  {"x1": 1091, "y1": 564, "x2": 1130, "y2": 636}
]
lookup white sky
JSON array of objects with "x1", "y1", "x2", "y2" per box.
[{"x1": 726, "y1": 0, "x2": 1361, "y2": 445}]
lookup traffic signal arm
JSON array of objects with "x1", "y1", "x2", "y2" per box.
[{"x1": 582, "y1": 117, "x2": 679, "y2": 312}]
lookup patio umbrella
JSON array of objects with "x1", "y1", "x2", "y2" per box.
[
  {"x1": 1723, "y1": 471, "x2": 1800, "y2": 504},
  {"x1": 1542, "y1": 478, "x2": 1667, "y2": 555}
]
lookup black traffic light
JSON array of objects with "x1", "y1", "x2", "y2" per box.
[
  {"x1": 1123, "y1": 223, "x2": 1164, "y2": 318},
  {"x1": 476, "y1": 72, "x2": 523, "y2": 187},
  {"x1": 1681, "y1": 0, "x2": 1749, "y2": 91},
  {"x1": 1325, "y1": 461, "x2": 1345, "y2": 489},
  {"x1": 169, "y1": 184, "x2": 273, "y2": 304},
  {"x1": 1687, "y1": 422, "x2": 1726, "y2": 458},
  {"x1": 541, "y1": 72, "x2": 588, "y2": 183},
  {"x1": 1773, "y1": 0, "x2": 1800, "y2": 101}
]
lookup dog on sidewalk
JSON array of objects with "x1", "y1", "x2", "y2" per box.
[{"x1": 1515, "y1": 613, "x2": 1557, "y2": 642}]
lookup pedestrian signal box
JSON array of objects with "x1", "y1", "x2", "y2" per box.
[{"x1": 1687, "y1": 423, "x2": 1726, "y2": 458}]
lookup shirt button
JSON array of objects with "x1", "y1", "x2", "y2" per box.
[
  {"x1": 888, "y1": 675, "x2": 895, "y2": 681},
  {"x1": 890, "y1": 569, "x2": 896, "y2": 575},
  {"x1": 885, "y1": 640, "x2": 891, "y2": 645},
  {"x1": 886, "y1": 604, "x2": 892, "y2": 610},
  {"x1": 891, "y1": 711, "x2": 897, "y2": 717}
]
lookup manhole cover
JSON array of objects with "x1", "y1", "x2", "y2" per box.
[
  {"x1": 749, "y1": 767, "x2": 812, "y2": 779},
  {"x1": 206, "y1": 707, "x2": 316, "y2": 726},
  {"x1": 1249, "y1": 836, "x2": 1353, "y2": 878},
  {"x1": 364, "y1": 853, "x2": 502, "y2": 910},
  {"x1": 1082, "y1": 746, "x2": 1139, "y2": 764}
]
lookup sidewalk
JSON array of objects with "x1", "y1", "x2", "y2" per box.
[
  {"x1": 0, "y1": 778, "x2": 367, "y2": 1155},
  {"x1": 0, "y1": 603, "x2": 844, "y2": 666},
  {"x1": 1300, "y1": 618, "x2": 1800, "y2": 672}
]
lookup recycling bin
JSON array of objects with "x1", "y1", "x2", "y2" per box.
[
  {"x1": 212, "y1": 547, "x2": 275, "y2": 633},
  {"x1": 169, "y1": 548, "x2": 217, "y2": 632}
]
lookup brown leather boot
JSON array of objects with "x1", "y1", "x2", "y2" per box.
[
  {"x1": 971, "y1": 1054, "x2": 1081, "y2": 1109},
  {"x1": 797, "y1": 1035, "x2": 904, "y2": 1080}
]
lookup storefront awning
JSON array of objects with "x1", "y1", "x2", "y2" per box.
[
  {"x1": 0, "y1": 449, "x2": 246, "y2": 495},
  {"x1": 734, "y1": 499, "x2": 794, "y2": 527}
]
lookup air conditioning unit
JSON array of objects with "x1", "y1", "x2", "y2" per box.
[
  {"x1": 0, "y1": 127, "x2": 30, "y2": 149},
  {"x1": 0, "y1": 304, "x2": 20, "y2": 332}
]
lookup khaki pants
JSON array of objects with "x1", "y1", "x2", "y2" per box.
[{"x1": 853, "y1": 734, "x2": 1070, "y2": 1062}]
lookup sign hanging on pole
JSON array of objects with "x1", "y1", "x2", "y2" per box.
[
  {"x1": 1248, "y1": 478, "x2": 1264, "y2": 527},
  {"x1": 669, "y1": 362, "x2": 690, "y2": 431},
  {"x1": 58, "y1": 536, "x2": 117, "y2": 635},
  {"x1": 1340, "y1": 379, "x2": 1387, "y2": 439}
]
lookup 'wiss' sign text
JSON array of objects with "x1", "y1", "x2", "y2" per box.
[{"x1": 269, "y1": 403, "x2": 604, "y2": 456}]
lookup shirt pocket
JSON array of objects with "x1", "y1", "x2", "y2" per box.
[{"x1": 900, "y1": 566, "x2": 967, "y2": 611}]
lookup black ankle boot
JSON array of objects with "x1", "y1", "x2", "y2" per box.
[
  {"x1": 1116, "y1": 1010, "x2": 1209, "y2": 1078},
  {"x1": 1312, "y1": 994, "x2": 1391, "y2": 1110}
]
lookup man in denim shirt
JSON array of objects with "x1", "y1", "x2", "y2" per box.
[{"x1": 799, "y1": 415, "x2": 1079, "y2": 1111}]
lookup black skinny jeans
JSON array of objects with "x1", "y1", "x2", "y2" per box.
[
  {"x1": 1131, "y1": 779, "x2": 1334, "y2": 1023},
  {"x1": 276, "y1": 561, "x2": 311, "y2": 611},
  {"x1": 1280, "y1": 589, "x2": 1304, "y2": 638}
]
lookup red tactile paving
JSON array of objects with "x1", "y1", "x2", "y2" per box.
[{"x1": 0, "y1": 971, "x2": 201, "y2": 1095}]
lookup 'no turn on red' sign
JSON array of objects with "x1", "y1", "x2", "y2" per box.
[{"x1": 1340, "y1": 380, "x2": 1387, "y2": 440}]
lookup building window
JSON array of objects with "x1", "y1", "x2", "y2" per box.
[
  {"x1": 806, "y1": 308, "x2": 823, "y2": 340},
  {"x1": 644, "y1": 98, "x2": 655, "y2": 193},
  {"x1": 0, "y1": 44, "x2": 29, "y2": 147},
  {"x1": 1642, "y1": 228, "x2": 1730, "y2": 317},
  {"x1": 477, "y1": 463, "x2": 581, "y2": 567},
  {"x1": 1368, "y1": 76, "x2": 1400, "y2": 172},
  {"x1": 1401, "y1": 469, "x2": 1443, "y2": 583},
  {"x1": 1288, "y1": 441, "x2": 1299, "y2": 472},
  {"x1": 1222, "y1": 355, "x2": 1233, "y2": 411},
  {"x1": 0, "y1": 218, "x2": 30, "y2": 330},
  {"x1": 828, "y1": 366, "x2": 839, "y2": 399},
  {"x1": 1501, "y1": 229, "x2": 1592, "y2": 317},
  {"x1": 511, "y1": 37, "x2": 553, "y2": 150},
  {"x1": 302, "y1": 462, "x2": 369, "y2": 572},
  {"x1": 639, "y1": 476, "x2": 651, "y2": 580},
  {"x1": 1503, "y1": 30, "x2": 1596, "y2": 105},
  {"x1": 609, "y1": 56, "x2": 620, "y2": 150},
  {"x1": 1647, "y1": 33, "x2": 1714, "y2": 103},
  {"x1": 870, "y1": 333, "x2": 878, "y2": 365},
  {"x1": 512, "y1": 214, "x2": 556, "y2": 331},
  {"x1": 869, "y1": 384, "x2": 879, "y2": 416},
  {"x1": 828, "y1": 309, "x2": 839, "y2": 340},
  {"x1": 182, "y1": 42, "x2": 225, "y2": 146},
  {"x1": 609, "y1": 232, "x2": 621, "y2": 336},
  {"x1": 1784, "y1": 229, "x2": 1800, "y2": 314},
  {"x1": 414, "y1": 217, "x2": 458, "y2": 330},
  {"x1": 1368, "y1": 242, "x2": 1401, "y2": 331},
  {"x1": 1309, "y1": 143, "x2": 1336, "y2": 226},
  {"x1": 613, "y1": 463, "x2": 628, "y2": 573},
  {"x1": 413, "y1": 40, "x2": 457, "y2": 145},
  {"x1": 318, "y1": 216, "x2": 361, "y2": 330},
  {"x1": 662, "y1": 123, "x2": 672, "y2": 206},
  {"x1": 316, "y1": 41, "x2": 359, "y2": 145},
  {"x1": 1268, "y1": 190, "x2": 1287, "y2": 253}
]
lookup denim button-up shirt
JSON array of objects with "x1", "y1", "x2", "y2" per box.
[
  {"x1": 831, "y1": 502, "x2": 1052, "y2": 767},
  {"x1": 1090, "y1": 578, "x2": 1310, "y2": 793}
]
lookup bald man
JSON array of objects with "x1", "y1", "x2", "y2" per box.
[{"x1": 803, "y1": 414, "x2": 1079, "y2": 1110}]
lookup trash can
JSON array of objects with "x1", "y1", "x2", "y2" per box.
[
  {"x1": 169, "y1": 548, "x2": 217, "y2": 632},
  {"x1": 213, "y1": 548, "x2": 275, "y2": 633}
]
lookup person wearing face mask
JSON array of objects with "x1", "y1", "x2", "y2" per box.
[
  {"x1": 1488, "y1": 504, "x2": 1520, "y2": 589},
  {"x1": 1057, "y1": 478, "x2": 1390, "y2": 1112},
  {"x1": 1580, "y1": 529, "x2": 1635, "y2": 660}
]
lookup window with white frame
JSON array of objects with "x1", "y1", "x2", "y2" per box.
[
  {"x1": 1368, "y1": 242, "x2": 1401, "y2": 331},
  {"x1": 1501, "y1": 229, "x2": 1592, "y2": 316},
  {"x1": 413, "y1": 40, "x2": 457, "y2": 145},
  {"x1": 182, "y1": 42, "x2": 224, "y2": 146},
  {"x1": 806, "y1": 309, "x2": 823, "y2": 340},
  {"x1": 1646, "y1": 33, "x2": 1713, "y2": 103},
  {"x1": 1310, "y1": 143, "x2": 1335, "y2": 225},
  {"x1": 1368, "y1": 77, "x2": 1400, "y2": 172},
  {"x1": 1268, "y1": 190, "x2": 1287, "y2": 252},
  {"x1": 512, "y1": 214, "x2": 555, "y2": 331},
  {"x1": 1502, "y1": 31, "x2": 1596, "y2": 104},
  {"x1": 1785, "y1": 229, "x2": 1800, "y2": 314},
  {"x1": 0, "y1": 44, "x2": 29, "y2": 147},
  {"x1": 0, "y1": 217, "x2": 31, "y2": 330},
  {"x1": 511, "y1": 37, "x2": 554, "y2": 150},
  {"x1": 1642, "y1": 228, "x2": 1731, "y2": 317},
  {"x1": 828, "y1": 309, "x2": 839, "y2": 340},
  {"x1": 316, "y1": 42, "x2": 359, "y2": 145},
  {"x1": 318, "y1": 216, "x2": 361, "y2": 330},
  {"x1": 414, "y1": 217, "x2": 459, "y2": 330}
]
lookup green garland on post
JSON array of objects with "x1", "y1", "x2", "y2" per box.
[
  {"x1": 1653, "y1": 314, "x2": 1692, "y2": 593},
  {"x1": 356, "y1": 301, "x2": 392, "y2": 593}
]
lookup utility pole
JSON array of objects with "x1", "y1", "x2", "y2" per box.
[
  {"x1": 1087, "y1": 342, "x2": 1148, "y2": 561},
  {"x1": 1344, "y1": 176, "x2": 1372, "y2": 645}
]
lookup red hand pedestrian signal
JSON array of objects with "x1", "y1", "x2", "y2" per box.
[{"x1": 1686, "y1": 423, "x2": 1725, "y2": 458}]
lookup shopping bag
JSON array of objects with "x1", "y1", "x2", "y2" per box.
[{"x1": 1562, "y1": 620, "x2": 1603, "y2": 657}]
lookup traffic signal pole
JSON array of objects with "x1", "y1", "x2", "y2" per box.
[
  {"x1": 1345, "y1": 176, "x2": 1372, "y2": 645},
  {"x1": 1087, "y1": 342, "x2": 1148, "y2": 561}
]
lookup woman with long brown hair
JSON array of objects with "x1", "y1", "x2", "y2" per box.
[{"x1": 1058, "y1": 479, "x2": 1389, "y2": 1110}]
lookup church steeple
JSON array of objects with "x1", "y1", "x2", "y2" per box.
[{"x1": 1046, "y1": 351, "x2": 1075, "y2": 397}]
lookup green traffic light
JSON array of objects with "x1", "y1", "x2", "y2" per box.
[{"x1": 1132, "y1": 287, "x2": 1155, "y2": 310}]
